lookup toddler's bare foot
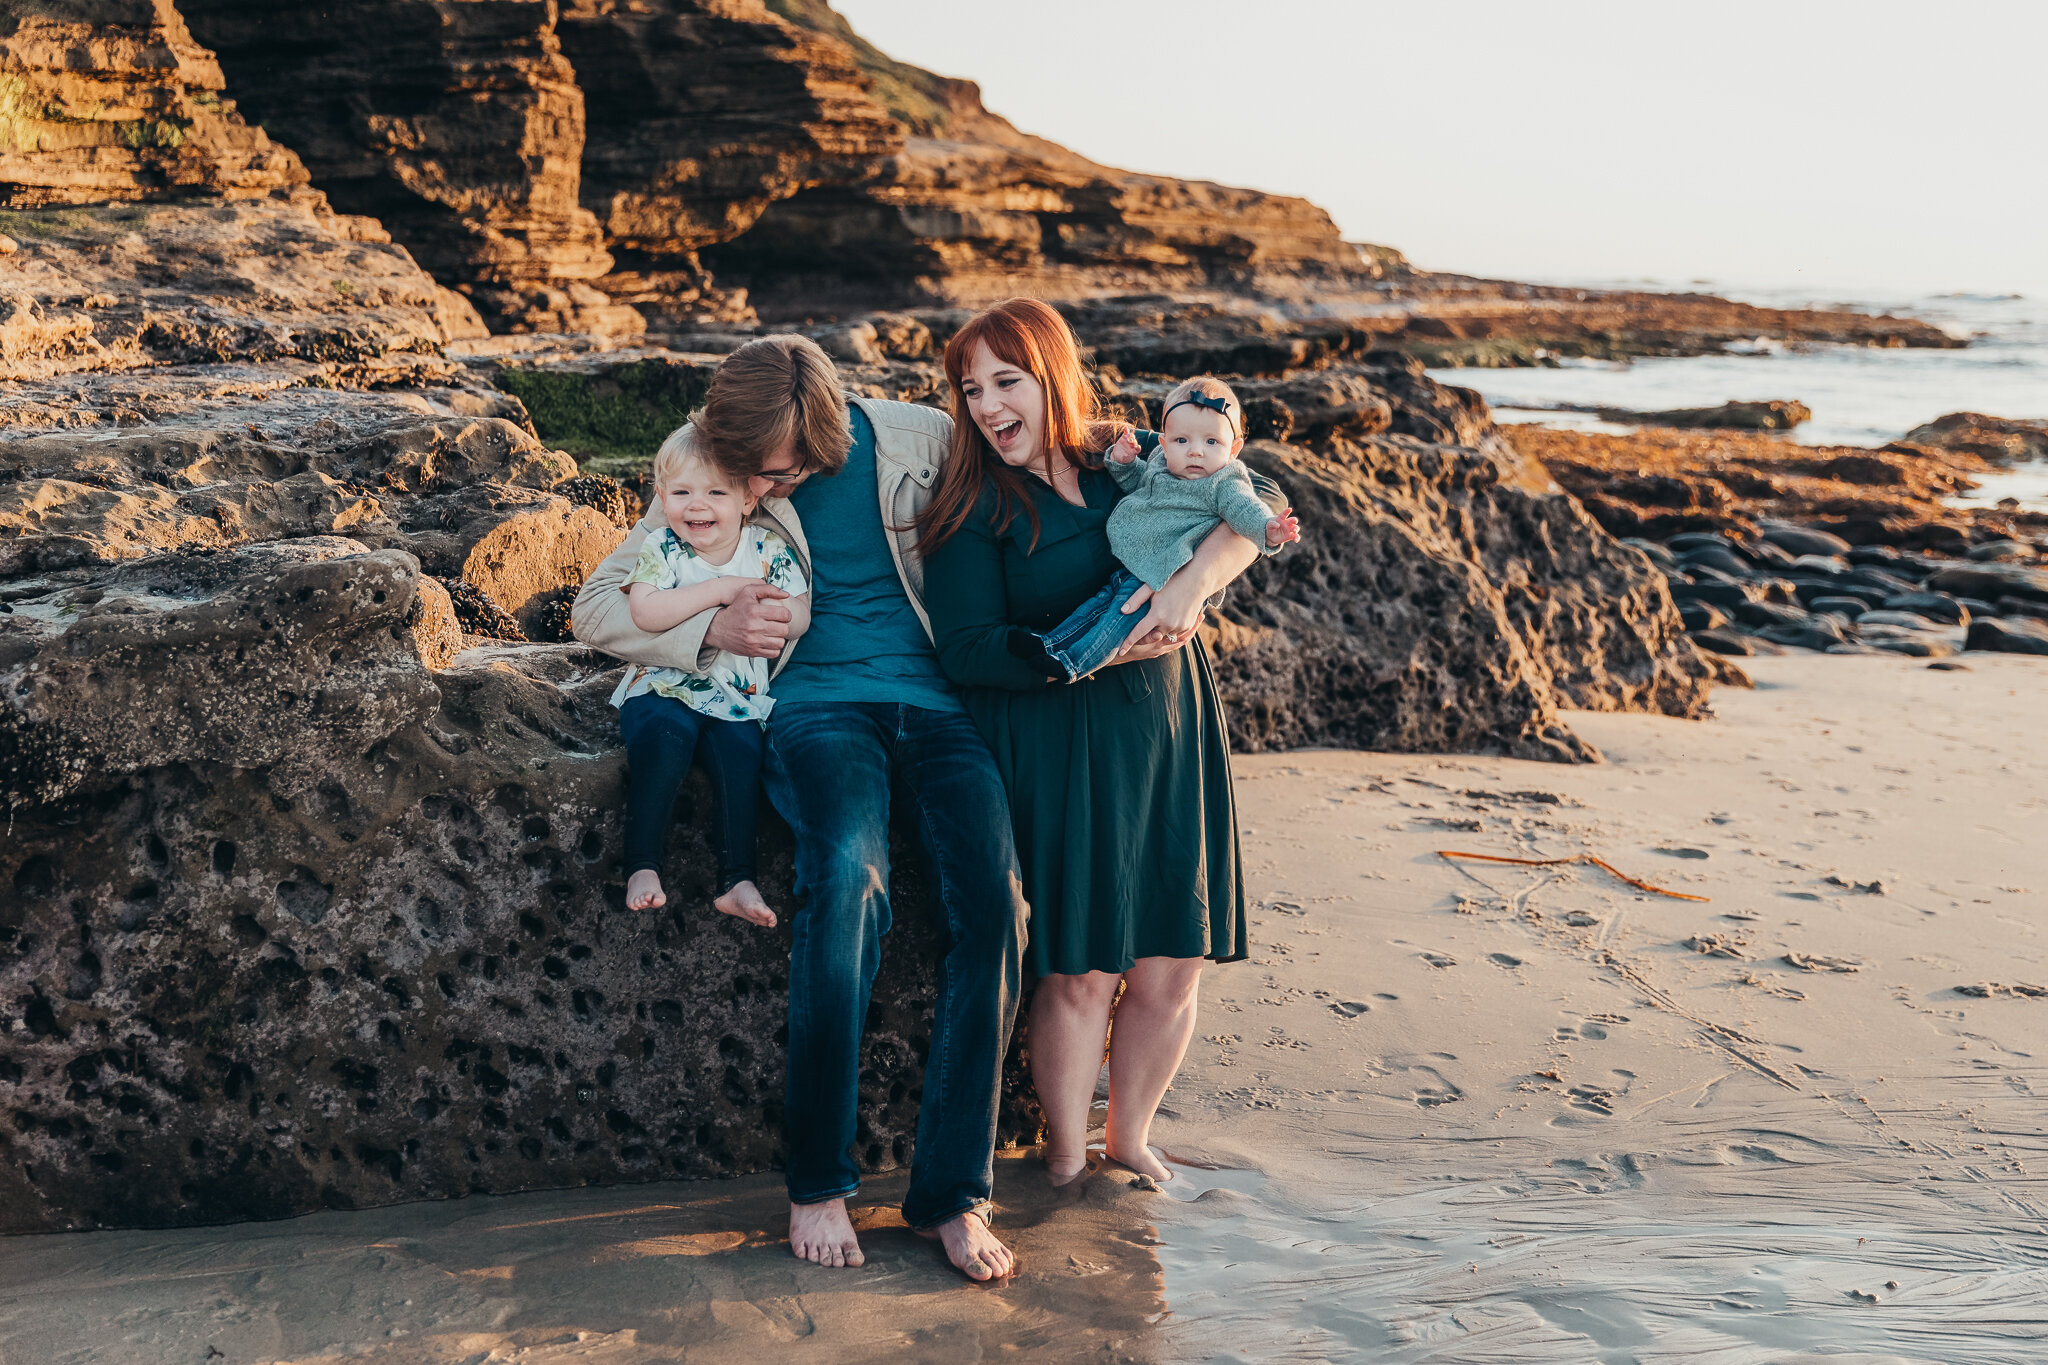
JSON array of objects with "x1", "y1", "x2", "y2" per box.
[
  {"x1": 625, "y1": 869, "x2": 666, "y2": 911},
  {"x1": 713, "y1": 879, "x2": 777, "y2": 927},
  {"x1": 789, "y1": 1198, "x2": 864, "y2": 1268},
  {"x1": 1104, "y1": 1141, "x2": 1173, "y2": 1183}
]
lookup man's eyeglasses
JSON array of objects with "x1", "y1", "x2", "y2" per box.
[{"x1": 756, "y1": 461, "x2": 811, "y2": 487}]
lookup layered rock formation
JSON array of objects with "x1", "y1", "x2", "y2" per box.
[
  {"x1": 168, "y1": 0, "x2": 1382, "y2": 329},
  {"x1": 0, "y1": 0, "x2": 308, "y2": 208},
  {"x1": 179, "y1": 0, "x2": 640, "y2": 336}
]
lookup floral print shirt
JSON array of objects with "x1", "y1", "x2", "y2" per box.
[{"x1": 607, "y1": 526, "x2": 808, "y2": 724}]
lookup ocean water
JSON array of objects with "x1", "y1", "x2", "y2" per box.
[{"x1": 1426, "y1": 281, "x2": 2048, "y2": 511}]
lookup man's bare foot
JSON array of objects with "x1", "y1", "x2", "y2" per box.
[
  {"x1": 1042, "y1": 1145, "x2": 1089, "y2": 1187},
  {"x1": 1104, "y1": 1141, "x2": 1173, "y2": 1183},
  {"x1": 713, "y1": 878, "x2": 777, "y2": 927},
  {"x1": 915, "y1": 1208, "x2": 1016, "y2": 1283},
  {"x1": 625, "y1": 869, "x2": 665, "y2": 911},
  {"x1": 789, "y1": 1198, "x2": 864, "y2": 1268}
]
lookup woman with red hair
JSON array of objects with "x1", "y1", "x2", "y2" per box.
[{"x1": 920, "y1": 298, "x2": 1290, "y2": 1185}]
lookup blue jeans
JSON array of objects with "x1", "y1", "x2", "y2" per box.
[
  {"x1": 763, "y1": 701, "x2": 1027, "y2": 1228},
  {"x1": 618, "y1": 693, "x2": 764, "y2": 893},
  {"x1": 1036, "y1": 568, "x2": 1147, "y2": 680}
]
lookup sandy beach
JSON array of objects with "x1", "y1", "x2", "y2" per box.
[{"x1": 3, "y1": 652, "x2": 2043, "y2": 1363}]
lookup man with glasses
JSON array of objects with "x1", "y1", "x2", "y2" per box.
[{"x1": 573, "y1": 336, "x2": 1026, "y2": 1283}]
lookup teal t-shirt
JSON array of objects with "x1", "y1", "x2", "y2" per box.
[{"x1": 772, "y1": 406, "x2": 962, "y2": 712}]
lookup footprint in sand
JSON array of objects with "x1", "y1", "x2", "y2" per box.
[
  {"x1": 1488, "y1": 953, "x2": 1523, "y2": 969},
  {"x1": 1784, "y1": 952, "x2": 1862, "y2": 973},
  {"x1": 1330, "y1": 1000, "x2": 1371, "y2": 1018},
  {"x1": 1655, "y1": 847, "x2": 1711, "y2": 859},
  {"x1": 1563, "y1": 912, "x2": 1600, "y2": 927},
  {"x1": 1422, "y1": 952, "x2": 1457, "y2": 968}
]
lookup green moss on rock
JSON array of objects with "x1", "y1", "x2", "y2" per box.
[{"x1": 495, "y1": 358, "x2": 715, "y2": 478}]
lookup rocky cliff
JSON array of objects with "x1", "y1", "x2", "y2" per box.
[
  {"x1": 162, "y1": 0, "x2": 1376, "y2": 330},
  {"x1": 0, "y1": 0, "x2": 309, "y2": 209}
]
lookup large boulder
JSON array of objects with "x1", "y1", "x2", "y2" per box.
[
  {"x1": 1212, "y1": 434, "x2": 1711, "y2": 761},
  {"x1": 1902, "y1": 412, "x2": 2048, "y2": 465},
  {"x1": 1, "y1": 540, "x2": 440, "y2": 810},
  {"x1": 0, "y1": 629, "x2": 1010, "y2": 1233}
]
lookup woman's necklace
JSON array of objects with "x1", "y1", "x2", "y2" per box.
[{"x1": 1036, "y1": 453, "x2": 1083, "y2": 504}]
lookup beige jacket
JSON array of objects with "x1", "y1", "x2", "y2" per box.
[{"x1": 570, "y1": 394, "x2": 952, "y2": 677}]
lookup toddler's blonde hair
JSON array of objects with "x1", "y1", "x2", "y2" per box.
[
  {"x1": 652, "y1": 426, "x2": 733, "y2": 489},
  {"x1": 1160, "y1": 375, "x2": 1242, "y2": 438}
]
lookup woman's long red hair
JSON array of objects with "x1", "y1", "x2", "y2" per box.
[{"x1": 914, "y1": 298, "x2": 1125, "y2": 553}]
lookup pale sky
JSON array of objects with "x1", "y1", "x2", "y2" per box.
[{"x1": 833, "y1": 0, "x2": 2048, "y2": 299}]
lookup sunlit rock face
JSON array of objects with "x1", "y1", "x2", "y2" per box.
[{"x1": 0, "y1": 0, "x2": 312, "y2": 209}]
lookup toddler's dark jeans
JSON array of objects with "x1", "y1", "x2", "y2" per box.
[{"x1": 618, "y1": 692, "x2": 763, "y2": 894}]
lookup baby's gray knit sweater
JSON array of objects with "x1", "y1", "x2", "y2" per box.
[{"x1": 1105, "y1": 452, "x2": 1275, "y2": 590}]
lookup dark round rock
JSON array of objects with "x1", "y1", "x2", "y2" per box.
[
  {"x1": 1740, "y1": 539, "x2": 1799, "y2": 569},
  {"x1": 1671, "y1": 582, "x2": 1759, "y2": 610},
  {"x1": 1758, "y1": 615, "x2": 1850, "y2": 650},
  {"x1": 1967, "y1": 539, "x2": 2036, "y2": 563},
  {"x1": 1965, "y1": 616, "x2": 2048, "y2": 655},
  {"x1": 1808, "y1": 596, "x2": 1869, "y2": 619},
  {"x1": 1996, "y1": 596, "x2": 2048, "y2": 622},
  {"x1": 1691, "y1": 629, "x2": 1757, "y2": 656},
  {"x1": 1734, "y1": 599, "x2": 1809, "y2": 629},
  {"x1": 1880, "y1": 591, "x2": 1966, "y2": 625},
  {"x1": 1679, "y1": 545, "x2": 1752, "y2": 578},
  {"x1": 1759, "y1": 521, "x2": 1852, "y2": 558},
  {"x1": 1668, "y1": 531, "x2": 1735, "y2": 554}
]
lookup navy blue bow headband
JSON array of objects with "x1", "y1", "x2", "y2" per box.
[{"x1": 1163, "y1": 391, "x2": 1238, "y2": 433}]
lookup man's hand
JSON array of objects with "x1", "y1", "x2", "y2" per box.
[
  {"x1": 1266, "y1": 505, "x2": 1300, "y2": 548},
  {"x1": 704, "y1": 582, "x2": 793, "y2": 659}
]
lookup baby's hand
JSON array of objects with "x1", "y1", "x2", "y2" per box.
[
  {"x1": 1109, "y1": 429, "x2": 1142, "y2": 463},
  {"x1": 1266, "y1": 507, "x2": 1300, "y2": 548},
  {"x1": 721, "y1": 576, "x2": 766, "y2": 604}
]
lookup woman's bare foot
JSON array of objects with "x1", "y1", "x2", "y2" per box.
[
  {"x1": 915, "y1": 1208, "x2": 1016, "y2": 1283},
  {"x1": 1042, "y1": 1145, "x2": 1089, "y2": 1187},
  {"x1": 713, "y1": 878, "x2": 777, "y2": 927},
  {"x1": 1103, "y1": 1141, "x2": 1173, "y2": 1183},
  {"x1": 625, "y1": 869, "x2": 665, "y2": 911},
  {"x1": 789, "y1": 1198, "x2": 864, "y2": 1268}
]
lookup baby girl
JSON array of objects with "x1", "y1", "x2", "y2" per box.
[{"x1": 1010, "y1": 375, "x2": 1299, "y2": 679}]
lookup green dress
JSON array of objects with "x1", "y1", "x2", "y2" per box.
[{"x1": 922, "y1": 469, "x2": 1248, "y2": 978}]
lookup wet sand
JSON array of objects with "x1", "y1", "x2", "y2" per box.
[
  {"x1": 1155, "y1": 651, "x2": 2048, "y2": 1364},
  {"x1": 4, "y1": 653, "x2": 2045, "y2": 1363}
]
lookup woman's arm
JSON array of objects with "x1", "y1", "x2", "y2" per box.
[
  {"x1": 1112, "y1": 522, "x2": 1265, "y2": 661},
  {"x1": 1114, "y1": 463, "x2": 1296, "y2": 660},
  {"x1": 627, "y1": 576, "x2": 751, "y2": 634},
  {"x1": 923, "y1": 501, "x2": 1056, "y2": 691}
]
